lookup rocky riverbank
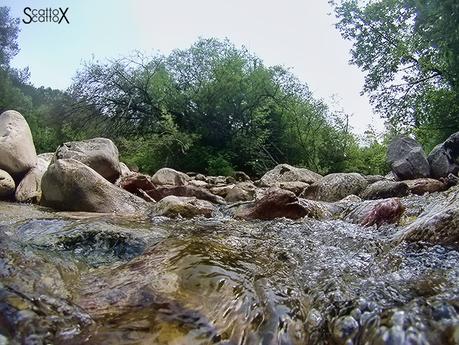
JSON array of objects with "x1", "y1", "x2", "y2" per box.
[{"x1": 1, "y1": 109, "x2": 459, "y2": 344}]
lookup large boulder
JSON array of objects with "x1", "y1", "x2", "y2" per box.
[
  {"x1": 359, "y1": 180, "x2": 409, "y2": 200},
  {"x1": 236, "y1": 188, "x2": 308, "y2": 220},
  {"x1": 303, "y1": 173, "x2": 368, "y2": 202},
  {"x1": 151, "y1": 168, "x2": 190, "y2": 186},
  {"x1": 395, "y1": 186, "x2": 459, "y2": 245},
  {"x1": 0, "y1": 169, "x2": 15, "y2": 199},
  {"x1": 428, "y1": 132, "x2": 459, "y2": 178},
  {"x1": 0, "y1": 110, "x2": 37, "y2": 177},
  {"x1": 54, "y1": 138, "x2": 121, "y2": 182},
  {"x1": 152, "y1": 196, "x2": 215, "y2": 218},
  {"x1": 15, "y1": 153, "x2": 53, "y2": 203},
  {"x1": 258, "y1": 164, "x2": 322, "y2": 187},
  {"x1": 41, "y1": 159, "x2": 148, "y2": 213},
  {"x1": 387, "y1": 136, "x2": 430, "y2": 180}
]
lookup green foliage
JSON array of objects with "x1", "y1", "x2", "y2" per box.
[
  {"x1": 117, "y1": 113, "x2": 198, "y2": 174},
  {"x1": 0, "y1": 4, "x2": 393, "y2": 176},
  {"x1": 342, "y1": 127, "x2": 390, "y2": 175},
  {"x1": 207, "y1": 154, "x2": 234, "y2": 176},
  {"x1": 331, "y1": 0, "x2": 459, "y2": 147},
  {"x1": 0, "y1": 7, "x2": 19, "y2": 67},
  {"x1": 70, "y1": 38, "x2": 371, "y2": 176}
]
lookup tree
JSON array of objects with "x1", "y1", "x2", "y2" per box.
[
  {"x1": 0, "y1": 6, "x2": 19, "y2": 68},
  {"x1": 330, "y1": 0, "x2": 459, "y2": 149},
  {"x1": 70, "y1": 38, "x2": 350, "y2": 175}
]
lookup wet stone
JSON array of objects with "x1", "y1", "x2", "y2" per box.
[{"x1": 0, "y1": 186, "x2": 459, "y2": 344}]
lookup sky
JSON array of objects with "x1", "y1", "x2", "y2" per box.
[{"x1": 4, "y1": 0, "x2": 385, "y2": 135}]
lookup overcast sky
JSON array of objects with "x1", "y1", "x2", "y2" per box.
[{"x1": 4, "y1": 0, "x2": 385, "y2": 135}]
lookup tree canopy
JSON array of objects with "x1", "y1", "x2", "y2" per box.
[
  {"x1": 331, "y1": 0, "x2": 459, "y2": 150},
  {"x1": 69, "y1": 38, "x2": 369, "y2": 175},
  {"x1": 0, "y1": 5, "x2": 390, "y2": 177}
]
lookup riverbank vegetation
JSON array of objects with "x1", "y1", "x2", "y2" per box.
[{"x1": 1, "y1": 1, "x2": 458, "y2": 176}]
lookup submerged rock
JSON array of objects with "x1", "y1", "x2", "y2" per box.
[
  {"x1": 54, "y1": 138, "x2": 122, "y2": 183},
  {"x1": 0, "y1": 110, "x2": 37, "y2": 177},
  {"x1": 258, "y1": 163, "x2": 322, "y2": 187},
  {"x1": 303, "y1": 173, "x2": 368, "y2": 202},
  {"x1": 41, "y1": 158, "x2": 149, "y2": 213}
]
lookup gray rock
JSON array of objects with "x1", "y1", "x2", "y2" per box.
[
  {"x1": 364, "y1": 175, "x2": 386, "y2": 184},
  {"x1": 444, "y1": 131, "x2": 459, "y2": 164},
  {"x1": 54, "y1": 138, "x2": 121, "y2": 182},
  {"x1": 298, "y1": 198, "x2": 333, "y2": 219},
  {"x1": 428, "y1": 132, "x2": 459, "y2": 178},
  {"x1": 210, "y1": 184, "x2": 235, "y2": 197},
  {"x1": 234, "y1": 171, "x2": 251, "y2": 182},
  {"x1": 15, "y1": 153, "x2": 53, "y2": 203},
  {"x1": 360, "y1": 180, "x2": 409, "y2": 200},
  {"x1": 395, "y1": 186, "x2": 459, "y2": 245},
  {"x1": 119, "y1": 162, "x2": 132, "y2": 177},
  {"x1": 152, "y1": 195, "x2": 215, "y2": 218},
  {"x1": 0, "y1": 110, "x2": 37, "y2": 176},
  {"x1": 303, "y1": 173, "x2": 368, "y2": 202},
  {"x1": 387, "y1": 136, "x2": 430, "y2": 180},
  {"x1": 278, "y1": 181, "x2": 309, "y2": 196},
  {"x1": 41, "y1": 159, "x2": 148, "y2": 213},
  {"x1": 403, "y1": 178, "x2": 446, "y2": 195},
  {"x1": 151, "y1": 168, "x2": 190, "y2": 186},
  {"x1": 225, "y1": 186, "x2": 255, "y2": 203},
  {"x1": 0, "y1": 169, "x2": 15, "y2": 199},
  {"x1": 188, "y1": 179, "x2": 208, "y2": 188},
  {"x1": 258, "y1": 164, "x2": 322, "y2": 187}
]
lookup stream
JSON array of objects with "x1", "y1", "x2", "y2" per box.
[{"x1": 0, "y1": 199, "x2": 458, "y2": 345}]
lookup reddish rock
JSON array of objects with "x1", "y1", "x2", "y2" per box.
[
  {"x1": 361, "y1": 198, "x2": 405, "y2": 227},
  {"x1": 236, "y1": 188, "x2": 307, "y2": 220},
  {"x1": 117, "y1": 173, "x2": 157, "y2": 201}
]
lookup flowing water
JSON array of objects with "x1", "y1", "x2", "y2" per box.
[{"x1": 0, "y1": 201, "x2": 458, "y2": 345}]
